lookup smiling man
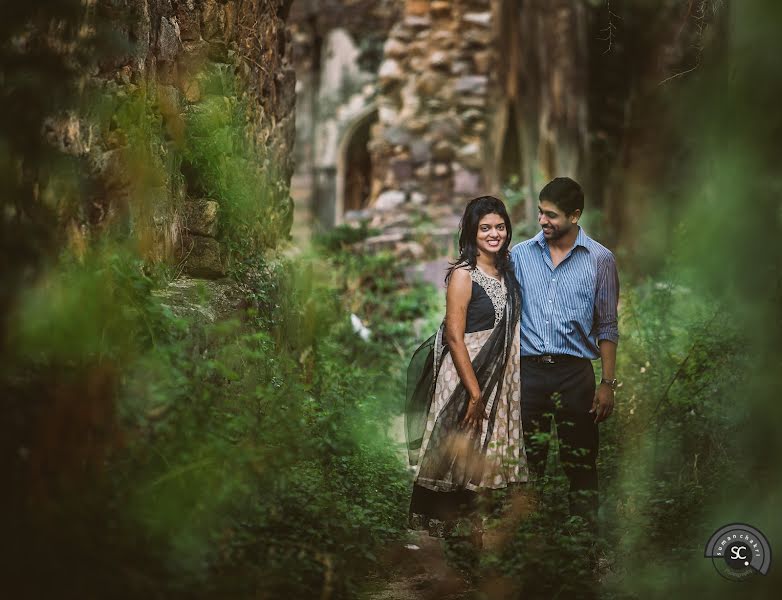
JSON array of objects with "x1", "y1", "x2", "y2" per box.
[{"x1": 510, "y1": 177, "x2": 619, "y2": 529}]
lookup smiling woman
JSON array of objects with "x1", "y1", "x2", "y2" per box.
[{"x1": 405, "y1": 196, "x2": 528, "y2": 547}]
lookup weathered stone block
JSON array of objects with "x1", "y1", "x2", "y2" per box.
[
  {"x1": 431, "y1": 30, "x2": 454, "y2": 46},
  {"x1": 463, "y1": 28, "x2": 492, "y2": 47},
  {"x1": 429, "y1": 50, "x2": 449, "y2": 68},
  {"x1": 464, "y1": 12, "x2": 492, "y2": 27},
  {"x1": 175, "y1": 3, "x2": 201, "y2": 41},
  {"x1": 157, "y1": 84, "x2": 181, "y2": 114},
  {"x1": 362, "y1": 232, "x2": 406, "y2": 251},
  {"x1": 384, "y1": 38, "x2": 408, "y2": 59},
  {"x1": 375, "y1": 190, "x2": 406, "y2": 210},
  {"x1": 184, "y1": 199, "x2": 220, "y2": 237},
  {"x1": 379, "y1": 58, "x2": 404, "y2": 82},
  {"x1": 405, "y1": 0, "x2": 430, "y2": 17},
  {"x1": 391, "y1": 157, "x2": 414, "y2": 182},
  {"x1": 405, "y1": 15, "x2": 432, "y2": 29},
  {"x1": 461, "y1": 108, "x2": 483, "y2": 122},
  {"x1": 453, "y1": 168, "x2": 481, "y2": 195},
  {"x1": 383, "y1": 126, "x2": 412, "y2": 147},
  {"x1": 433, "y1": 162, "x2": 450, "y2": 177},
  {"x1": 457, "y1": 95, "x2": 487, "y2": 108},
  {"x1": 473, "y1": 49, "x2": 493, "y2": 73},
  {"x1": 429, "y1": 115, "x2": 462, "y2": 140},
  {"x1": 409, "y1": 55, "x2": 428, "y2": 72},
  {"x1": 407, "y1": 118, "x2": 427, "y2": 133},
  {"x1": 275, "y1": 67, "x2": 297, "y2": 119},
  {"x1": 153, "y1": 277, "x2": 243, "y2": 323},
  {"x1": 411, "y1": 191, "x2": 427, "y2": 205},
  {"x1": 409, "y1": 139, "x2": 432, "y2": 164},
  {"x1": 158, "y1": 16, "x2": 181, "y2": 62},
  {"x1": 201, "y1": 0, "x2": 227, "y2": 41},
  {"x1": 414, "y1": 163, "x2": 432, "y2": 178},
  {"x1": 432, "y1": 140, "x2": 455, "y2": 161},
  {"x1": 182, "y1": 235, "x2": 224, "y2": 278},
  {"x1": 389, "y1": 23, "x2": 413, "y2": 42},
  {"x1": 457, "y1": 142, "x2": 482, "y2": 168},
  {"x1": 398, "y1": 240, "x2": 426, "y2": 260},
  {"x1": 431, "y1": 1, "x2": 451, "y2": 17},
  {"x1": 416, "y1": 70, "x2": 446, "y2": 96},
  {"x1": 178, "y1": 39, "x2": 210, "y2": 78},
  {"x1": 454, "y1": 75, "x2": 488, "y2": 94}
]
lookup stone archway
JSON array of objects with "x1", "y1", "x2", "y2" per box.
[{"x1": 335, "y1": 105, "x2": 377, "y2": 224}]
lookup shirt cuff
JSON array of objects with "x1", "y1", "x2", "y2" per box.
[{"x1": 596, "y1": 325, "x2": 619, "y2": 344}]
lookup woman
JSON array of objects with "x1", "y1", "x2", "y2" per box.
[{"x1": 406, "y1": 196, "x2": 528, "y2": 544}]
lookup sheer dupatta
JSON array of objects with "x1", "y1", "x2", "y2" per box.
[{"x1": 404, "y1": 277, "x2": 521, "y2": 487}]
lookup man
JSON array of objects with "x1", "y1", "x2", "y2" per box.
[{"x1": 510, "y1": 177, "x2": 619, "y2": 528}]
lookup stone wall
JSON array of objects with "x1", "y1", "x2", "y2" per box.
[
  {"x1": 366, "y1": 0, "x2": 593, "y2": 232},
  {"x1": 371, "y1": 0, "x2": 496, "y2": 209},
  {"x1": 346, "y1": 0, "x2": 503, "y2": 259},
  {"x1": 290, "y1": 0, "x2": 517, "y2": 253},
  {"x1": 49, "y1": 0, "x2": 297, "y2": 278},
  {"x1": 288, "y1": 0, "x2": 402, "y2": 232}
]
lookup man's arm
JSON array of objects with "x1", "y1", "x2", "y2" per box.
[
  {"x1": 591, "y1": 252, "x2": 619, "y2": 423},
  {"x1": 591, "y1": 340, "x2": 617, "y2": 423},
  {"x1": 509, "y1": 244, "x2": 523, "y2": 291}
]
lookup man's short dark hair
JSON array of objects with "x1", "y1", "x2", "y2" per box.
[{"x1": 539, "y1": 177, "x2": 584, "y2": 216}]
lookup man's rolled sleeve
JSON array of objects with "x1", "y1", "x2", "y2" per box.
[{"x1": 595, "y1": 252, "x2": 620, "y2": 343}]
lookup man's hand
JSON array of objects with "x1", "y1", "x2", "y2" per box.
[{"x1": 590, "y1": 383, "x2": 614, "y2": 423}]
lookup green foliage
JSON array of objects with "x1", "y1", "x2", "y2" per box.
[
  {"x1": 182, "y1": 67, "x2": 291, "y2": 264},
  {"x1": 4, "y1": 239, "x2": 416, "y2": 597},
  {"x1": 2, "y1": 39, "x2": 422, "y2": 600},
  {"x1": 491, "y1": 489, "x2": 596, "y2": 599},
  {"x1": 314, "y1": 221, "x2": 379, "y2": 252},
  {"x1": 595, "y1": 276, "x2": 747, "y2": 595},
  {"x1": 11, "y1": 245, "x2": 162, "y2": 363}
]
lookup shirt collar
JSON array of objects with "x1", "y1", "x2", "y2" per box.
[{"x1": 574, "y1": 226, "x2": 591, "y2": 251}]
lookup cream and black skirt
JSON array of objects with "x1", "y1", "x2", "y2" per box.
[{"x1": 405, "y1": 266, "x2": 528, "y2": 537}]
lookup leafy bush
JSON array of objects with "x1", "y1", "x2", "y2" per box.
[
  {"x1": 1, "y1": 51, "x2": 434, "y2": 596},
  {"x1": 182, "y1": 68, "x2": 291, "y2": 263}
]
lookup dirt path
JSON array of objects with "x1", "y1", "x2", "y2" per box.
[
  {"x1": 375, "y1": 411, "x2": 534, "y2": 600},
  {"x1": 362, "y1": 530, "x2": 473, "y2": 600},
  {"x1": 375, "y1": 414, "x2": 475, "y2": 600}
]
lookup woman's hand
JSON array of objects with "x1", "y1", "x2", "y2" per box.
[{"x1": 460, "y1": 395, "x2": 487, "y2": 432}]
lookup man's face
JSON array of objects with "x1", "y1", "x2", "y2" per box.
[{"x1": 538, "y1": 200, "x2": 580, "y2": 241}]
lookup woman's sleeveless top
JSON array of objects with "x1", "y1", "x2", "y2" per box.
[{"x1": 464, "y1": 266, "x2": 507, "y2": 333}]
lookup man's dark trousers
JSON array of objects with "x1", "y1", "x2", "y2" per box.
[{"x1": 521, "y1": 356, "x2": 599, "y2": 526}]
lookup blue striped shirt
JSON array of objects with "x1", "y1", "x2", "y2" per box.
[{"x1": 510, "y1": 227, "x2": 619, "y2": 359}]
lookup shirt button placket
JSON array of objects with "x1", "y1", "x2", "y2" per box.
[{"x1": 544, "y1": 274, "x2": 556, "y2": 351}]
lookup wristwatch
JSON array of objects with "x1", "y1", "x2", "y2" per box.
[{"x1": 600, "y1": 377, "x2": 618, "y2": 391}]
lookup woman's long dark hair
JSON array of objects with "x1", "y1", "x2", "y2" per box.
[{"x1": 445, "y1": 196, "x2": 515, "y2": 284}]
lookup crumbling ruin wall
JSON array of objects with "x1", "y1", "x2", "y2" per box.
[{"x1": 48, "y1": 0, "x2": 298, "y2": 276}]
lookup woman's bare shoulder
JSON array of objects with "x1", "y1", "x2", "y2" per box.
[
  {"x1": 451, "y1": 260, "x2": 474, "y2": 273},
  {"x1": 447, "y1": 264, "x2": 473, "y2": 294}
]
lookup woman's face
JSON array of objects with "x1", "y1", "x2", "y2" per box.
[{"x1": 475, "y1": 212, "x2": 507, "y2": 256}]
